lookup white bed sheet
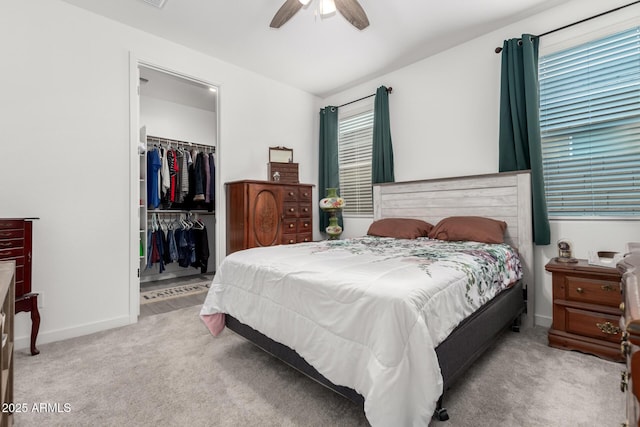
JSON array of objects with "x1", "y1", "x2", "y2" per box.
[{"x1": 200, "y1": 237, "x2": 522, "y2": 426}]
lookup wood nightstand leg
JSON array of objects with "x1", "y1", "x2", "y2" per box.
[{"x1": 30, "y1": 296, "x2": 40, "y2": 356}]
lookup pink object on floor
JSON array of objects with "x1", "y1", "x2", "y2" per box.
[{"x1": 201, "y1": 313, "x2": 226, "y2": 336}]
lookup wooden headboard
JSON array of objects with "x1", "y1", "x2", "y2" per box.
[{"x1": 372, "y1": 171, "x2": 534, "y2": 326}]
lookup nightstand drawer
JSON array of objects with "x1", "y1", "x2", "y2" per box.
[
  {"x1": 565, "y1": 307, "x2": 622, "y2": 344},
  {"x1": 565, "y1": 275, "x2": 620, "y2": 307}
]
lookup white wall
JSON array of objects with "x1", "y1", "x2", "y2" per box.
[
  {"x1": 322, "y1": 0, "x2": 640, "y2": 327},
  {"x1": 141, "y1": 96, "x2": 217, "y2": 147},
  {"x1": 0, "y1": 0, "x2": 319, "y2": 349}
]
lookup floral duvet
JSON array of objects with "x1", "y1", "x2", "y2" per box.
[{"x1": 200, "y1": 236, "x2": 522, "y2": 426}]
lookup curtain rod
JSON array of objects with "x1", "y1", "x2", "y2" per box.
[
  {"x1": 494, "y1": 0, "x2": 640, "y2": 53},
  {"x1": 338, "y1": 87, "x2": 393, "y2": 108}
]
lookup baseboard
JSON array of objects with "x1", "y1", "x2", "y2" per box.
[
  {"x1": 535, "y1": 314, "x2": 552, "y2": 328},
  {"x1": 14, "y1": 315, "x2": 133, "y2": 352}
]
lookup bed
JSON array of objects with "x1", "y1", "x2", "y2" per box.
[{"x1": 200, "y1": 171, "x2": 533, "y2": 425}]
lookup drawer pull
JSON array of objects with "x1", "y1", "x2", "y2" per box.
[
  {"x1": 621, "y1": 371, "x2": 629, "y2": 392},
  {"x1": 288, "y1": 239, "x2": 294, "y2": 244},
  {"x1": 601, "y1": 284, "x2": 616, "y2": 292},
  {"x1": 621, "y1": 341, "x2": 631, "y2": 357},
  {"x1": 289, "y1": 208, "x2": 295, "y2": 212},
  {"x1": 288, "y1": 192, "x2": 294, "y2": 197},
  {"x1": 576, "y1": 287, "x2": 584, "y2": 294},
  {"x1": 620, "y1": 302, "x2": 625, "y2": 312},
  {"x1": 289, "y1": 224, "x2": 294, "y2": 228},
  {"x1": 303, "y1": 192, "x2": 309, "y2": 197},
  {"x1": 597, "y1": 321, "x2": 621, "y2": 335}
]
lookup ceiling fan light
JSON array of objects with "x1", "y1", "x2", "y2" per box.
[
  {"x1": 319, "y1": 0, "x2": 336, "y2": 17},
  {"x1": 298, "y1": 0, "x2": 312, "y2": 5}
]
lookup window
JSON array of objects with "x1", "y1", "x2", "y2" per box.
[
  {"x1": 539, "y1": 26, "x2": 640, "y2": 217},
  {"x1": 338, "y1": 107, "x2": 374, "y2": 216}
]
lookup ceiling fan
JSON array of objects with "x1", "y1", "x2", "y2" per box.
[{"x1": 270, "y1": 0, "x2": 370, "y2": 30}]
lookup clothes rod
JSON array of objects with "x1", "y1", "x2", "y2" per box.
[
  {"x1": 494, "y1": 0, "x2": 640, "y2": 53},
  {"x1": 147, "y1": 135, "x2": 215, "y2": 152},
  {"x1": 338, "y1": 87, "x2": 393, "y2": 108}
]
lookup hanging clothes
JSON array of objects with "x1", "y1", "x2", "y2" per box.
[
  {"x1": 191, "y1": 226, "x2": 210, "y2": 273},
  {"x1": 147, "y1": 149, "x2": 162, "y2": 209}
]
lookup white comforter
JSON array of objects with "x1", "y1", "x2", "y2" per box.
[{"x1": 200, "y1": 237, "x2": 522, "y2": 426}]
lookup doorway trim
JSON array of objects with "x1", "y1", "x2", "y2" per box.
[{"x1": 128, "y1": 52, "x2": 221, "y2": 323}]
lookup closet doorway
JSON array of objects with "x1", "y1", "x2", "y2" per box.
[{"x1": 130, "y1": 60, "x2": 220, "y2": 320}]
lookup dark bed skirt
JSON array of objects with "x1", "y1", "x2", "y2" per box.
[{"x1": 225, "y1": 280, "x2": 525, "y2": 408}]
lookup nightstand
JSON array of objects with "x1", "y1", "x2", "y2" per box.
[{"x1": 546, "y1": 258, "x2": 623, "y2": 362}]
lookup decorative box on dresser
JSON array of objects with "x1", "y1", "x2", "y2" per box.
[
  {"x1": 546, "y1": 258, "x2": 623, "y2": 362},
  {"x1": 226, "y1": 180, "x2": 313, "y2": 254},
  {"x1": 0, "y1": 261, "x2": 15, "y2": 427},
  {"x1": 0, "y1": 218, "x2": 40, "y2": 356},
  {"x1": 620, "y1": 253, "x2": 640, "y2": 427}
]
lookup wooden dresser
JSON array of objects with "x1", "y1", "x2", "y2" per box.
[
  {"x1": 546, "y1": 258, "x2": 623, "y2": 362},
  {"x1": 620, "y1": 253, "x2": 640, "y2": 427},
  {"x1": 0, "y1": 219, "x2": 40, "y2": 355},
  {"x1": 226, "y1": 180, "x2": 313, "y2": 254},
  {"x1": 0, "y1": 261, "x2": 15, "y2": 427}
]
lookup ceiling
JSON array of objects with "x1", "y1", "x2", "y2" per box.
[{"x1": 61, "y1": 0, "x2": 574, "y2": 97}]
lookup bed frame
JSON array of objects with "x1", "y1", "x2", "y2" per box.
[{"x1": 225, "y1": 170, "x2": 533, "y2": 421}]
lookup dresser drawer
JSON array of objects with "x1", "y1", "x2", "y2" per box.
[
  {"x1": 0, "y1": 247, "x2": 24, "y2": 259},
  {"x1": 565, "y1": 275, "x2": 620, "y2": 307},
  {"x1": 0, "y1": 229, "x2": 23, "y2": 240},
  {"x1": 283, "y1": 219, "x2": 297, "y2": 232},
  {"x1": 0, "y1": 219, "x2": 23, "y2": 230},
  {"x1": 565, "y1": 307, "x2": 622, "y2": 343},
  {"x1": 0, "y1": 239, "x2": 24, "y2": 251},
  {"x1": 297, "y1": 233, "x2": 312, "y2": 243},
  {"x1": 298, "y1": 187, "x2": 312, "y2": 201},
  {"x1": 283, "y1": 202, "x2": 299, "y2": 217},
  {"x1": 282, "y1": 234, "x2": 298, "y2": 245},
  {"x1": 283, "y1": 187, "x2": 299, "y2": 202},
  {"x1": 298, "y1": 218, "x2": 311, "y2": 233},
  {"x1": 299, "y1": 203, "x2": 312, "y2": 217}
]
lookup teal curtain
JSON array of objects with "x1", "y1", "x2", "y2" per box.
[
  {"x1": 318, "y1": 106, "x2": 342, "y2": 232},
  {"x1": 499, "y1": 35, "x2": 550, "y2": 245},
  {"x1": 372, "y1": 86, "x2": 395, "y2": 184}
]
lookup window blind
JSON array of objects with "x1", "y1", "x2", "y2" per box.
[
  {"x1": 539, "y1": 26, "x2": 640, "y2": 217},
  {"x1": 338, "y1": 109, "x2": 374, "y2": 216}
]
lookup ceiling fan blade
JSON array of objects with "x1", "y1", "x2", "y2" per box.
[
  {"x1": 270, "y1": 0, "x2": 304, "y2": 28},
  {"x1": 335, "y1": 0, "x2": 369, "y2": 30}
]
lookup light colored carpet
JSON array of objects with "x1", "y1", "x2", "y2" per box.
[{"x1": 13, "y1": 305, "x2": 625, "y2": 426}]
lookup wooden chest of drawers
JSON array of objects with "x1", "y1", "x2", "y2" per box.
[
  {"x1": 226, "y1": 180, "x2": 313, "y2": 254},
  {"x1": 546, "y1": 258, "x2": 623, "y2": 362},
  {"x1": 0, "y1": 219, "x2": 40, "y2": 355}
]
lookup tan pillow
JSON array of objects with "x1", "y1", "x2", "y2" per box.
[
  {"x1": 428, "y1": 216, "x2": 507, "y2": 244},
  {"x1": 367, "y1": 218, "x2": 433, "y2": 239}
]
